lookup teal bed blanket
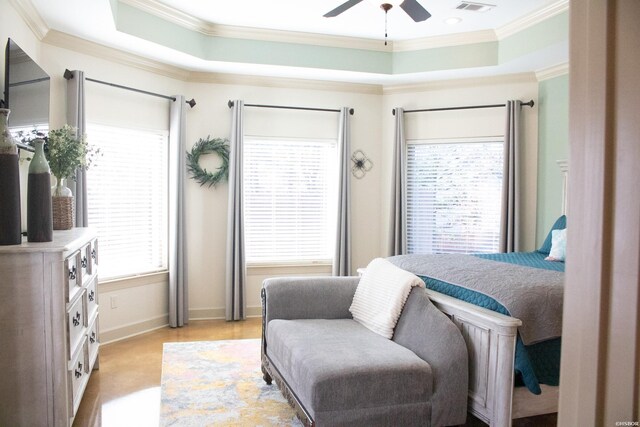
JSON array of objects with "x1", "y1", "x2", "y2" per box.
[{"x1": 415, "y1": 251, "x2": 563, "y2": 394}]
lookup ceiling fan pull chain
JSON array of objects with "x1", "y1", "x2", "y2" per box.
[
  {"x1": 380, "y1": 3, "x2": 393, "y2": 46},
  {"x1": 385, "y1": 11, "x2": 388, "y2": 45}
]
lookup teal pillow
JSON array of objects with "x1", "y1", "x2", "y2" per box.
[{"x1": 538, "y1": 215, "x2": 567, "y2": 254}]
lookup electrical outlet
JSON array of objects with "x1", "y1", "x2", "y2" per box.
[{"x1": 110, "y1": 295, "x2": 118, "y2": 309}]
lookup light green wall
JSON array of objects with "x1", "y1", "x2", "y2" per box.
[
  {"x1": 536, "y1": 74, "x2": 569, "y2": 246},
  {"x1": 499, "y1": 12, "x2": 568, "y2": 63}
]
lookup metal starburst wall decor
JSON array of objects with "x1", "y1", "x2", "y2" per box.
[{"x1": 351, "y1": 149, "x2": 373, "y2": 179}]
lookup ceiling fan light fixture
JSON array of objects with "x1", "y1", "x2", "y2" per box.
[{"x1": 444, "y1": 17, "x2": 462, "y2": 25}]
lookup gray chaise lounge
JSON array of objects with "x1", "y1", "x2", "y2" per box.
[{"x1": 261, "y1": 276, "x2": 469, "y2": 427}]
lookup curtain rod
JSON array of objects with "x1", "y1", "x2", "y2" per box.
[
  {"x1": 63, "y1": 69, "x2": 196, "y2": 108},
  {"x1": 227, "y1": 100, "x2": 354, "y2": 115},
  {"x1": 392, "y1": 100, "x2": 534, "y2": 115},
  {"x1": 16, "y1": 141, "x2": 34, "y2": 153}
]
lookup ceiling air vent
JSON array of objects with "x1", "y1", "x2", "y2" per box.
[{"x1": 455, "y1": 2, "x2": 495, "y2": 12}]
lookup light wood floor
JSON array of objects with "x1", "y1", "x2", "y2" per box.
[{"x1": 72, "y1": 318, "x2": 556, "y2": 426}]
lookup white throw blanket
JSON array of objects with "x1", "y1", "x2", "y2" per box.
[{"x1": 349, "y1": 258, "x2": 425, "y2": 339}]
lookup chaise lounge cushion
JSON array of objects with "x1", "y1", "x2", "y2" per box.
[{"x1": 267, "y1": 318, "x2": 433, "y2": 426}]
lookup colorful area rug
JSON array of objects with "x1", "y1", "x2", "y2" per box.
[{"x1": 160, "y1": 339, "x2": 302, "y2": 426}]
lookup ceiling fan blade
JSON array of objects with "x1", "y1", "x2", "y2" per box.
[
  {"x1": 324, "y1": 0, "x2": 365, "y2": 17},
  {"x1": 399, "y1": 0, "x2": 431, "y2": 22}
]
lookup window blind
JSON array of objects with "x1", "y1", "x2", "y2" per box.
[
  {"x1": 406, "y1": 139, "x2": 503, "y2": 254},
  {"x1": 244, "y1": 137, "x2": 337, "y2": 263},
  {"x1": 87, "y1": 123, "x2": 169, "y2": 279}
]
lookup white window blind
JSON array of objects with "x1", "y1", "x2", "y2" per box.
[
  {"x1": 87, "y1": 123, "x2": 169, "y2": 280},
  {"x1": 244, "y1": 137, "x2": 337, "y2": 264},
  {"x1": 406, "y1": 139, "x2": 503, "y2": 254}
]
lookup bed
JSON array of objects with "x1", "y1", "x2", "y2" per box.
[
  {"x1": 387, "y1": 160, "x2": 569, "y2": 427},
  {"x1": 388, "y1": 242, "x2": 564, "y2": 426}
]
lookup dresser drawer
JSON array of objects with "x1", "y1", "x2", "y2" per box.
[
  {"x1": 68, "y1": 337, "x2": 89, "y2": 417},
  {"x1": 64, "y1": 251, "x2": 82, "y2": 303},
  {"x1": 87, "y1": 315, "x2": 99, "y2": 371},
  {"x1": 66, "y1": 292, "x2": 86, "y2": 360},
  {"x1": 85, "y1": 277, "x2": 98, "y2": 321}
]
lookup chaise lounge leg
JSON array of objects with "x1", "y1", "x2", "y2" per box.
[{"x1": 261, "y1": 364, "x2": 273, "y2": 385}]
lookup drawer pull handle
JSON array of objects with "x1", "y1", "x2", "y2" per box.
[
  {"x1": 68, "y1": 266, "x2": 77, "y2": 281},
  {"x1": 81, "y1": 256, "x2": 88, "y2": 269},
  {"x1": 88, "y1": 290, "x2": 95, "y2": 302},
  {"x1": 72, "y1": 311, "x2": 81, "y2": 327},
  {"x1": 90, "y1": 332, "x2": 96, "y2": 344},
  {"x1": 75, "y1": 362, "x2": 83, "y2": 378}
]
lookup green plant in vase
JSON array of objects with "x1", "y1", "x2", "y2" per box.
[
  {"x1": 47, "y1": 124, "x2": 89, "y2": 196},
  {"x1": 44, "y1": 124, "x2": 99, "y2": 229}
]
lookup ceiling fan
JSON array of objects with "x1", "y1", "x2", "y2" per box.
[{"x1": 324, "y1": 0, "x2": 432, "y2": 23}]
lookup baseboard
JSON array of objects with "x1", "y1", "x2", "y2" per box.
[
  {"x1": 100, "y1": 314, "x2": 169, "y2": 344},
  {"x1": 100, "y1": 306, "x2": 262, "y2": 344},
  {"x1": 189, "y1": 306, "x2": 262, "y2": 320}
]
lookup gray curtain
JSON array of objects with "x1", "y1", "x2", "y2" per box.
[
  {"x1": 66, "y1": 70, "x2": 88, "y2": 227},
  {"x1": 333, "y1": 107, "x2": 351, "y2": 276},
  {"x1": 500, "y1": 100, "x2": 522, "y2": 253},
  {"x1": 389, "y1": 108, "x2": 407, "y2": 256},
  {"x1": 169, "y1": 95, "x2": 189, "y2": 327},
  {"x1": 226, "y1": 100, "x2": 246, "y2": 321}
]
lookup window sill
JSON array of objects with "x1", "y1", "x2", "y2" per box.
[
  {"x1": 247, "y1": 261, "x2": 332, "y2": 276},
  {"x1": 99, "y1": 270, "x2": 169, "y2": 292}
]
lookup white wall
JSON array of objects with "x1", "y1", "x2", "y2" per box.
[{"x1": 184, "y1": 82, "x2": 383, "y2": 318}]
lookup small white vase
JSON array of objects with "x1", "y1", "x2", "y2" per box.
[{"x1": 52, "y1": 177, "x2": 72, "y2": 197}]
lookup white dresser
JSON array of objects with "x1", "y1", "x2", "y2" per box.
[{"x1": 0, "y1": 228, "x2": 99, "y2": 426}]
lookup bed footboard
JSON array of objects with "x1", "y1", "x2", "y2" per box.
[{"x1": 424, "y1": 288, "x2": 558, "y2": 427}]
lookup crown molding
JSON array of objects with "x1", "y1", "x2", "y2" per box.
[
  {"x1": 496, "y1": 0, "x2": 569, "y2": 40},
  {"x1": 8, "y1": 0, "x2": 49, "y2": 40},
  {"x1": 393, "y1": 30, "x2": 497, "y2": 52},
  {"x1": 536, "y1": 62, "x2": 569, "y2": 81},
  {"x1": 122, "y1": 0, "x2": 567, "y2": 53},
  {"x1": 120, "y1": 0, "x2": 392, "y2": 52},
  {"x1": 42, "y1": 30, "x2": 191, "y2": 81},
  {"x1": 382, "y1": 72, "x2": 537, "y2": 95},
  {"x1": 40, "y1": 30, "x2": 383, "y2": 95},
  {"x1": 188, "y1": 72, "x2": 383, "y2": 95}
]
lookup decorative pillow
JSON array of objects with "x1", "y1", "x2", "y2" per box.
[
  {"x1": 349, "y1": 258, "x2": 425, "y2": 339},
  {"x1": 538, "y1": 215, "x2": 567, "y2": 254},
  {"x1": 545, "y1": 228, "x2": 567, "y2": 262}
]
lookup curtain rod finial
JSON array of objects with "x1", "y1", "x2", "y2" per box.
[
  {"x1": 228, "y1": 100, "x2": 234, "y2": 109},
  {"x1": 186, "y1": 98, "x2": 196, "y2": 108},
  {"x1": 63, "y1": 69, "x2": 74, "y2": 80}
]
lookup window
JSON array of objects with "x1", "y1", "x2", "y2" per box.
[
  {"x1": 87, "y1": 123, "x2": 168, "y2": 280},
  {"x1": 406, "y1": 138, "x2": 503, "y2": 254},
  {"x1": 243, "y1": 137, "x2": 337, "y2": 264}
]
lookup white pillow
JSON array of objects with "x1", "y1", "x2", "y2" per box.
[
  {"x1": 545, "y1": 228, "x2": 567, "y2": 262},
  {"x1": 349, "y1": 258, "x2": 425, "y2": 339}
]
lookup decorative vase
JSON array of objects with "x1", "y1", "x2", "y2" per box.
[
  {"x1": 0, "y1": 108, "x2": 22, "y2": 245},
  {"x1": 27, "y1": 139, "x2": 53, "y2": 242},
  {"x1": 52, "y1": 177, "x2": 74, "y2": 230}
]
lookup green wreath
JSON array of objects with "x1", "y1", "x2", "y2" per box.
[{"x1": 186, "y1": 136, "x2": 230, "y2": 187}]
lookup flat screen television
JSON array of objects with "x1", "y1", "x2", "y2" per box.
[{"x1": 4, "y1": 38, "x2": 50, "y2": 147}]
